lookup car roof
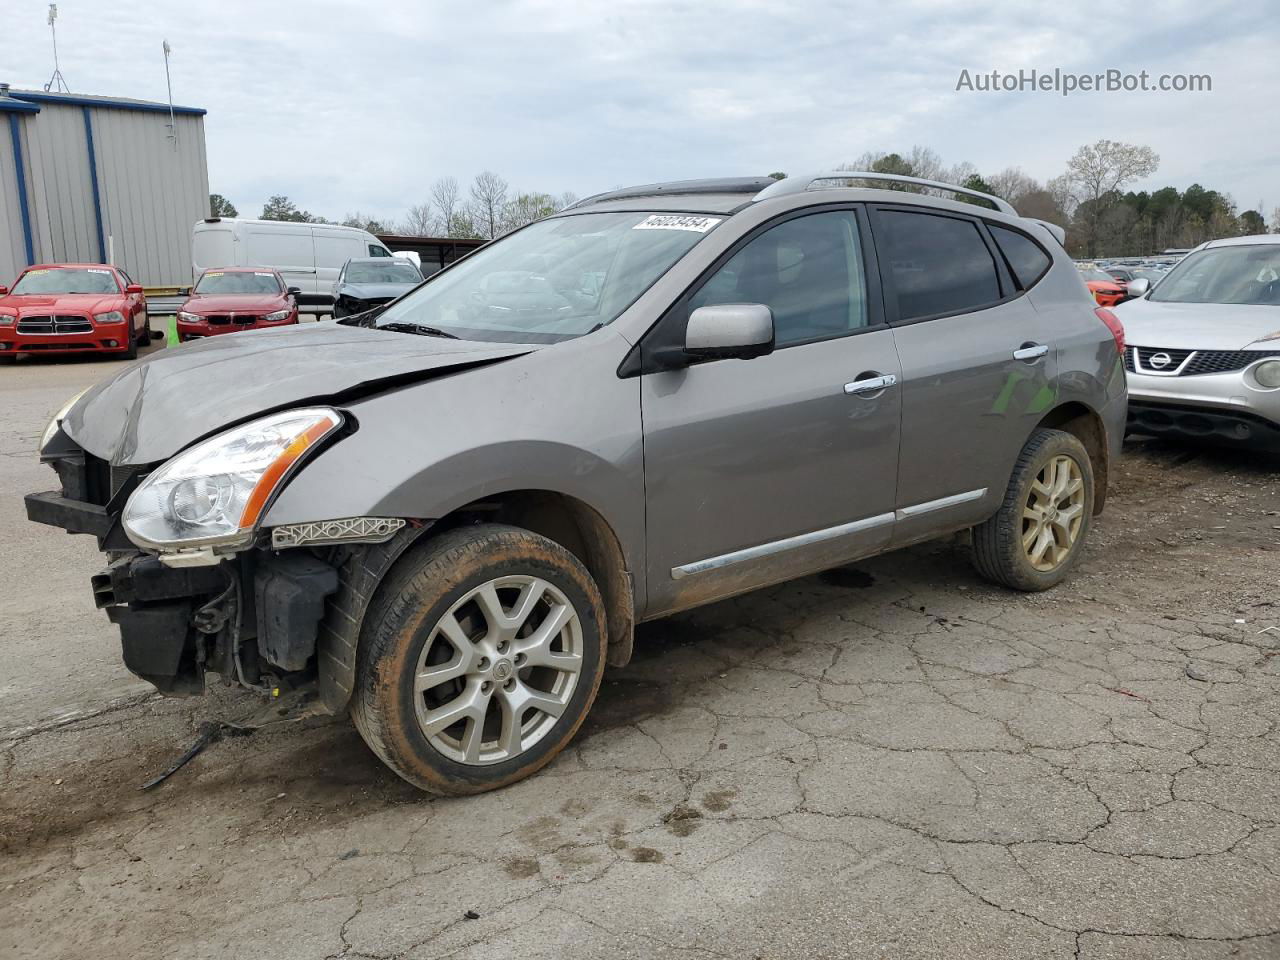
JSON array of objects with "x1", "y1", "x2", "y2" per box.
[
  {"x1": 200, "y1": 266, "x2": 282, "y2": 274},
  {"x1": 345, "y1": 257, "x2": 417, "y2": 265},
  {"x1": 1202, "y1": 234, "x2": 1280, "y2": 249}
]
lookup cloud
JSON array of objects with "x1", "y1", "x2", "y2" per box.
[{"x1": 4, "y1": 0, "x2": 1276, "y2": 220}]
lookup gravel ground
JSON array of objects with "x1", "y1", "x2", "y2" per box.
[{"x1": 2, "y1": 347, "x2": 1279, "y2": 959}]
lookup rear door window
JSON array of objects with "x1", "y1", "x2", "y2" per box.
[
  {"x1": 989, "y1": 224, "x2": 1052, "y2": 290},
  {"x1": 875, "y1": 209, "x2": 1001, "y2": 322}
]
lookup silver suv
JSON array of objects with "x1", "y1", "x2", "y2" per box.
[{"x1": 28, "y1": 173, "x2": 1127, "y2": 794}]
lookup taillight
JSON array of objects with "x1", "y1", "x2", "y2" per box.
[{"x1": 1096, "y1": 307, "x2": 1125, "y2": 354}]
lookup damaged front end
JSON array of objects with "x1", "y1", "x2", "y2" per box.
[{"x1": 26, "y1": 409, "x2": 417, "y2": 704}]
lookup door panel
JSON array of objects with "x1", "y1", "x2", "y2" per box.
[
  {"x1": 640, "y1": 208, "x2": 901, "y2": 616},
  {"x1": 870, "y1": 207, "x2": 1057, "y2": 544}
]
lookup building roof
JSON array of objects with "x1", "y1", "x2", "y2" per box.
[{"x1": 5, "y1": 88, "x2": 206, "y2": 116}]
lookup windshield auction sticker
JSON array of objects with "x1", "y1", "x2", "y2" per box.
[{"x1": 633, "y1": 214, "x2": 721, "y2": 232}]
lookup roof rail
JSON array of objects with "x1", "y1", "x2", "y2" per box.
[
  {"x1": 566, "y1": 177, "x2": 780, "y2": 211},
  {"x1": 753, "y1": 171, "x2": 1017, "y2": 216}
]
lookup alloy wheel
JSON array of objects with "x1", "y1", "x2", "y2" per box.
[
  {"x1": 1022, "y1": 454, "x2": 1085, "y2": 572},
  {"x1": 413, "y1": 575, "x2": 583, "y2": 765}
]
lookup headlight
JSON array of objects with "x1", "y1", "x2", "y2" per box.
[
  {"x1": 94, "y1": 311, "x2": 126, "y2": 325},
  {"x1": 0, "y1": 314, "x2": 13, "y2": 326},
  {"x1": 122, "y1": 407, "x2": 343, "y2": 552},
  {"x1": 40, "y1": 387, "x2": 91, "y2": 453},
  {"x1": 177, "y1": 311, "x2": 203, "y2": 323},
  {"x1": 264, "y1": 309, "x2": 291, "y2": 321},
  {"x1": 1253, "y1": 359, "x2": 1280, "y2": 389}
]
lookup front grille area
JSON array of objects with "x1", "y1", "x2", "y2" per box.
[
  {"x1": 16, "y1": 314, "x2": 93, "y2": 335},
  {"x1": 1127, "y1": 346, "x2": 1280, "y2": 377},
  {"x1": 1184, "y1": 349, "x2": 1280, "y2": 376}
]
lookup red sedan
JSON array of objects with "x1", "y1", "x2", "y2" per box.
[
  {"x1": 0, "y1": 263, "x2": 150, "y2": 359},
  {"x1": 176, "y1": 268, "x2": 299, "y2": 341}
]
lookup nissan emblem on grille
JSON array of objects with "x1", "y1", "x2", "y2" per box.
[{"x1": 1149, "y1": 352, "x2": 1173, "y2": 369}]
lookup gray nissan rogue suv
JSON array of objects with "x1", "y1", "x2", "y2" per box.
[{"x1": 28, "y1": 173, "x2": 1128, "y2": 794}]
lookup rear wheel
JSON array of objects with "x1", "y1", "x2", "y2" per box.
[
  {"x1": 971, "y1": 428, "x2": 1094, "y2": 591},
  {"x1": 351, "y1": 524, "x2": 607, "y2": 795}
]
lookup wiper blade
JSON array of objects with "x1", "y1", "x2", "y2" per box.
[{"x1": 377, "y1": 321, "x2": 461, "y2": 340}]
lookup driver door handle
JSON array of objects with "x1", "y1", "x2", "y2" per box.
[
  {"x1": 845, "y1": 373, "x2": 898, "y2": 395},
  {"x1": 1013, "y1": 343, "x2": 1049, "y2": 361}
]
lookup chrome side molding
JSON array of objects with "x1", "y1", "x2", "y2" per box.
[{"x1": 671, "y1": 488, "x2": 988, "y2": 579}]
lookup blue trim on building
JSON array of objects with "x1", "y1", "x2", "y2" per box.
[
  {"x1": 11, "y1": 90, "x2": 206, "y2": 116},
  {"x1": 0, "y1": 98, "x2": 40, "y2": 114},
  {"x1": 82, "y1": 107, "x2": 107, "y2": 261},
  {"x1": 8, "y1": 114, "x2": 35, "y2": 267}
]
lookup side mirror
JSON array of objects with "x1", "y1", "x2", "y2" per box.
[
  {"x1": 125, "y1": 283, "x2": 144, "y2": 295},
  {"x1": 1126, "y1": 278, "x2": 1151, "y2": 299},
  {"x1": 0, "y1": 285, "x2": 8, "y2": 296},
  {"x1": 287, "y1": 286, "x2": 302, "y2": 297},
  {"x1": 684, "y1": 303, "x2": 775, "y2": 361}
]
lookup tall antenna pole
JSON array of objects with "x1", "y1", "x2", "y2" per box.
[
  {"x1": 44, "y1": 4, "x2": 70, "y2": 93},
  {"x1": 162, "y1": 40, "x2": 177, "y2": 149}
]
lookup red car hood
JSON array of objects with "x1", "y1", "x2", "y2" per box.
[
  {"x1": 181, "y1": 294, "x2": 289, "y2": 313},
  {"x1": 0, "y1": 292, "x2": 125, "y2": 314}
]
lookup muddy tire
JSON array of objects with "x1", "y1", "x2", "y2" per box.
[
  {"x1": 351, "y1": 523, "x2": 607, "y2": 795},
  {"x1": 971, "y1": 428, "x2": 1095, "y2": 592}
]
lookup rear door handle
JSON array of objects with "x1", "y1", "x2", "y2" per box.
[
  {"x1": 1013, "y1": 343, "x2": 1048, "y2": 361},
  {"x1": 845, "y1": 373, "x2": 898, "y2": 395}
]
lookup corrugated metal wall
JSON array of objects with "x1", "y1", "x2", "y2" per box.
[
  {"x1": 0, "y1": 98, "x2": 209, "y2": 287},
  {"x1": 89, "y1": 108, "x2": 209, "y2": 286}
]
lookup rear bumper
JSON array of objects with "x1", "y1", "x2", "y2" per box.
[{"x1": 1127, "y1": 400, "x2": 1280, "y2": 451}]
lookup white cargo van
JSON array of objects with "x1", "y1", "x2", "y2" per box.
[{"x1": 192, "y1": 219, "x2": 394, "y2": 306}]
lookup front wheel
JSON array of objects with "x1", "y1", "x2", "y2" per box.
[
  {"x1": 351, "y1": 524, "x2": 607, "y2": 795},
  {"x1": 971, "y1": 428, "x2": 1095, "y2": 591}
]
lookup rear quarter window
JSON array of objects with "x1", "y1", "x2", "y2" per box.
[{"x1": 989, "y1": 224, "x2": 1052, "y2": 289}]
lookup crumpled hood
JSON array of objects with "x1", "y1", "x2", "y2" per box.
[
  {"x1": 62, "y1": 322, "x2": 534, "y2": 465},
  {"x1": 337, "y1": 281, "x2": 418, "y2": 300},
  {"x1": 1115, "y1": 297, "x2": 1280, "y2": 350}
]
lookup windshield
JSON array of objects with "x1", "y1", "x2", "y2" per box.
[
  {"x1": 12, "y1": 267, "x2": 120, "y2": 295},
  {"x1": 1150, "y1": 245, "x2": 1280, "y2": 305},
  {"x1": 370, "y1": 211, "x2": 722, "y2": 343},
  {"x1": 195, "y1": 271, "x2": 282, "y2": 295},
  {"x1": 346, "y1": 262, "x2": 422, "y2": 284}
]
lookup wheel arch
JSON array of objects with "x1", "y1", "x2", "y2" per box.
[
  {"x1": 1035, "y1": 401, "x2": 1109, "y2": 514},
  {"x1": 430, "y1": 489, "x2": 636, "y2": 668}
]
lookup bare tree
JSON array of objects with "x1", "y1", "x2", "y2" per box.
[
  {"x1": 1271, "y1": 207, "x2": 1280, "y2": 233},
  {"x1": 400, "y1": 202, "x2": 434, "y2": 236},
  {"x1": 503, "y1": 193, "x2": 559, "y2": 231},
  {"x1": 469, "y1": 171, "x2": 510, "y2": 239},
  {"x1": 1057, "y1": 140, "x2": 1160, "y2": 256},
  {"x1": 987, "y1": 167, "x2": 1040, "y2": 205},
  {"x1": 557, "y1": 191, "x2": 579, "y2": 211},
  {"x1": 430, "y1": 177, "x2": 463, "y2": 236}
]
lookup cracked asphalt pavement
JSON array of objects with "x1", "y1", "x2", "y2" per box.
[{"x1": 3, "y1": 354, "x2": 1279, "y2": 958}]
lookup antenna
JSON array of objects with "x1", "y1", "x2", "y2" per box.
[
  {"x1": 44, "y1": 4, "x2": 70, "y2": 93},
  {"x1": 162, "y1": 40, "x2": 177, "y2": 149}
]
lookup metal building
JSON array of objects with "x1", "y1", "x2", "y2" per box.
[{"x1": 0, "y1": 85, "x2": 209, "y2": 287}]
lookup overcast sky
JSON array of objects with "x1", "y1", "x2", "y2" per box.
[{"x1": 6, "y1": 0, "x2": 1279, "y2": 223}]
